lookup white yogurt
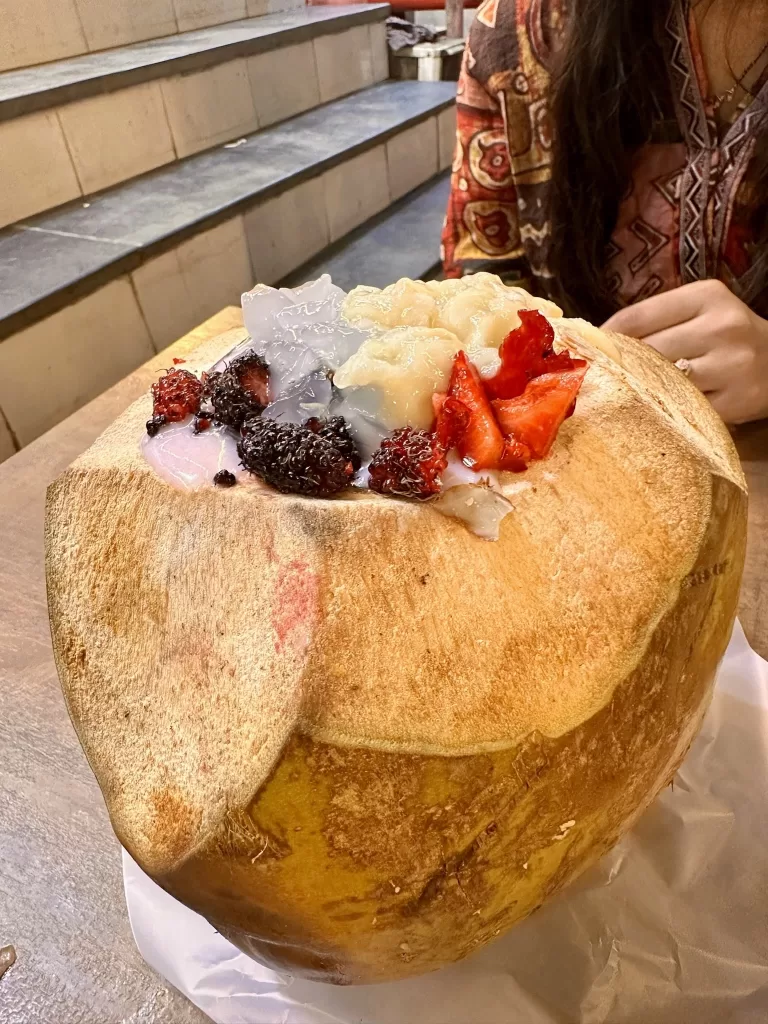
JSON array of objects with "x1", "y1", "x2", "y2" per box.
[{"x1": 142, "y1": 419, "x2": 243, "y2": 491}]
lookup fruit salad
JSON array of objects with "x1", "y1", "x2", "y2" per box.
[{"x1": 142, "y1": 274, "x2": 602, "y2": 540}]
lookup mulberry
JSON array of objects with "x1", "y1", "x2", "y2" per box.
[
  {"x1": 213, "y1": 469, "x2": 237, "y2": 488},
  {"x1": 150, "y1": 368, "x2": 203, "y2": 430},
  {"x1": 303, "y1": 416, "x2": 361, "y2": 471},
  {"x1": 368, "y1": 428, "x2": 447, "y2": 499},
  {"x1": 238, "y1": 419, "x2": 353, "y2": 497},
  {"x1": 205, "y1": 353, "x2": 270, "y2": 429}
]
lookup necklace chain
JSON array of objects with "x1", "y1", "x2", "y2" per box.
[{"x1": 706, "y1": 37, "x2": 768, "y2": 110}]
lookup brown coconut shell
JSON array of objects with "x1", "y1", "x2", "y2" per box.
[{"x1": 46, "y1": 323, "x2": 747, "y2": 984}]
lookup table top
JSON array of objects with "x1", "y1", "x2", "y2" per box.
[
  {"x1": 734, "y1": 418, "x2": 768, "y2": 655},
  {"x1": 0, "y1": 308, "x2": 242, "y2": 1024},
  {"x1": 0, "y1": 307, "x2": 766, "y2": 1023}
]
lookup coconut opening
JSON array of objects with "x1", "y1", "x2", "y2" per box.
[{"x1": 142, "y1": 274, "x2": 594, "y2": 539}]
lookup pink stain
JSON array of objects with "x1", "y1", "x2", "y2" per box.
[
  {"x1": 272, "y1": 559, "x2": 319, "y2": 655},
  {"x1": 264, "y1": 531, "x2": 277, "y2": 565}
]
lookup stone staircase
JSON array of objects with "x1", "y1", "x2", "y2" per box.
[{"x1": 0, "y1": 1, "x2": 455, "y2": 461}]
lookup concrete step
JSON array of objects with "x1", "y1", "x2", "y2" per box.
[
  {"x1": 0, "y1": 81, "x2": 456, "y2": 456},
  {"x1": 0, "y1": 5, "x2": 389, "y2": 119},
  {"x1": 1, "y1": 0, "x2": 307, "y2": 73},
  {"x1": 282, "y1": 172, "x2": 450, "y2": 291},
  {"x1": 0, "y1": 4, "x2": 390, "y2": 229}
]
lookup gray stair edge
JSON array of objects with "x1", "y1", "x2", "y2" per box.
[
  {"x1": 0, "y1": 4, "x2": 390, "y2": 123},
  {"x1": 281, "y1": 171, "x2": 450, "y2": 291},
  {"x1": 0, "y1": 82, "x2": 456, "y2": 341}
]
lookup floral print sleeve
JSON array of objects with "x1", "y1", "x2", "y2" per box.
[
  {"x1": 441, "y1": 0, "x2": 566, "y2": 289},
  {"x1": 441, "y1": 46, "x2": 522, "y2": 278}
]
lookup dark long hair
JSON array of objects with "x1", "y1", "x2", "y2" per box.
[{"x1": 547, "y1": 0, "x2": 768, "y2": 322}]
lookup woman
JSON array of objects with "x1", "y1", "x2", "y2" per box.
[{"x1": 443, "y1": 0, "x2": 768, "y2": 424}]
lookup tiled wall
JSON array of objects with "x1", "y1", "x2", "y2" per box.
[
  {"x1": 246, "y1": 0, "x2": 306, "y2": 15},
  {"x1": 57, "y1": 82, "x2": 177, "y2": 194},
  {"x1": 131, "y1": 218, "x2": 255, "y2": 351},
  {"x1": 0, "y1": 279, "x2": 156, "y2": 448},
  {"x1": 0, "y1": 0, "x2": 306, "y2": 72},
  {"x1": 160, "y1": 59, "x2": 259, "y2": 158},
  {"x1": 246, "y1": 41, "x2": 320, "y2": 127},
  {"x1": 173, "y1": 0, "x2": 248, "y2": 34},
  {"x1": 438, "y1": 105, "x2": 457, "y2": 172},
  {"x1": 74, "y1": 0, "x2": 179, "y2": 53},
  {"x1": 0, "y1": 111, "x2": 82, "y2": 226},
  {"x1": 243, "y1": 177, "x2": 329, "y2": 284},
  {"x1": 0, "y1": 23, "x2": 389, "y2": 228},
  {"x1": 387, "y1": 119, "x2": 439, "y2": 200},
  {"x1": 314, "y1": 24, "x2": 378, "y2": 103},
  {"x1": 0, "y1": 111, "x2": 453, "y2": 456}
]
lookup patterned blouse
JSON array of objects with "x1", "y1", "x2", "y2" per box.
[{"x1": 442, "y1": 0, "x2": 768, "y2": 313}]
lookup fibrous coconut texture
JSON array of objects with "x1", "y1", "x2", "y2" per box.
[{"x1": 46, "y1": 275, "x2": 747, "y2": 986}]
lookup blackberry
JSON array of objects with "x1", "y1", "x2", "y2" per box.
[
  {"x1": 303, "y1": 416, "x2": 361, "y2": 471},
  {"x1": 368, "y1": 428, "x2": 447, "y2": 499},
  {"x1": 145, "y1": 414, "x2": 166, "y2": 437},
  {"x1": 213, "y1": 469, "x2": 237, "y2": 488},
  {"x1": 205, "y1": 353, "x2": 270, "y2": 429},
  {"x1": 238, "y1": 419, "x2": 354, "y2": 497},
  {"x1": 231, "y1": 353, "x2": 270, "y2": 405}
]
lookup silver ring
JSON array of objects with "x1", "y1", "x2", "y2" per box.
[{"x1": 674, "y1": 357, "x2": 693, "y2": 378}]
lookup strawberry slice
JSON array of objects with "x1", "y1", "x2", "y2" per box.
[
  {"x1": 485, "y1": 309, "x2": 587, "y2": 401},
  {"x1": 447, "y1": 352, "x2": 505, "y2": 469},
  {"x1": 492, "y1": 366, "x2": 587, "y2": 460},
  {"x1": 433, "y1": 394, "x2": 471, "y2": 451},
  {"x1": 499, "y1": 437, "x2": 533, "y2": 472}
]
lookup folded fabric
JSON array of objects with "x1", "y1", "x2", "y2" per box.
[{"x1": 386, "y1": 16, "x2": 439, "y2": 51}]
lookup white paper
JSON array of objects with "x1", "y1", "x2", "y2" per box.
[{"x1": 123, "y1": 622, "x2": 768, "y2": 1024}]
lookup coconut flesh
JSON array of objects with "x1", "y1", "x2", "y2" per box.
[{"x1": 47, "y1": 274, "x2": 747, "y2": 985}]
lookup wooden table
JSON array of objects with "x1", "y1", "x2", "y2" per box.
[
  {"x1": 0, "y1": 308, "x2": 241, "y2": 1024},
  {"x1": 734, "y1": 418, "x2": 768, "y2": 653},
  {"x1": 0, "y1": 307, "x2": 766, "y2": 1022}
]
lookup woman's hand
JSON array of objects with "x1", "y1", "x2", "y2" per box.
[{"x1": 602, "y1": 279, "x2": 768, "y2": 425}]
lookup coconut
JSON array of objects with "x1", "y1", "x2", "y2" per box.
[{"x1": 46, "y1": 307, "x2": 747, "y2": 985}]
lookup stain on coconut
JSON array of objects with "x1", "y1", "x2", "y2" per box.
[
  {"x1": 0, "y1": 945, "x2": 16, "y2": 980},
  {"x1": 271, "y1": 559, "x2": 318, "y2": 654}
]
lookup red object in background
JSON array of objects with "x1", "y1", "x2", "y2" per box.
[{"x1": 307, "y1": 0, "x2": 481, "y2": 9}]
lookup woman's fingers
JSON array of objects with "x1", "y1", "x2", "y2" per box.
[
  {"x1": 680, "y1": 351, "x2": 724, "y2": 392},
  {"x1": 635, "y1": 320, "x2": 711, "y2": 362},
  {"x1": 601, "y1": 280, "x2": 768, "y2": 423},
  {"x1": 602, "y1": 279, "x2": 730, "y2": 338}
]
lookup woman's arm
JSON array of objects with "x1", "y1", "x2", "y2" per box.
[{"x1": 603, "y1": 280, "x2": 768, "y2": 425}]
